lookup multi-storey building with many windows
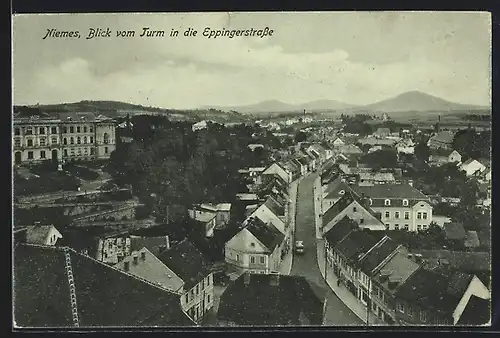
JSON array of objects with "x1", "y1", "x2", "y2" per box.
[
  {"x1": 12, "y1": 112, "x2": 116, "y2": 165},
  {"x1": 352, "y1": 184, "x2": 433, "y2": 232}
]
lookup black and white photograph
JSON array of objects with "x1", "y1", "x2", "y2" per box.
[{"x1": 12, "y1": 11, "x2": 492, "y2": 328}]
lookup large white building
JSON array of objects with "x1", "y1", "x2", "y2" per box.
[{"x1": 13, "y1": 112, "x2": 116, "y2": 165}]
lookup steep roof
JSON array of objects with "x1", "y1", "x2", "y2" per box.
[
  {"x1": 456, "y1": 295, "x2": 490, "y2": 325},
  {"x1": 217, "y1": 273, "x2": 324, "y2": 325},
  {"x1": 372, "y1": 251, "x2": 421, "y2": 294},
  {"x1": 324, "y1": 216, "x2": 358, "y2": 247},
  {"x1": 264, "y1": 196, "x2": 285, "y2": 217},
  {"x1": 245, "y1": 217, "x2": 285, "y2": 252},
  {"x1": 334, "y1": 230, "x2": 382, "y2": 263},
  {"x1": 428, "y1": 131, "x2": 455, "y2": 145},
  {"x1": 13, "y1": 244, "x2": 193, "y2": 327},
  {"x1": 158, "y1": 240, "x2": 212, "y2": 290},
  {"x1": 26, "y1": 225, "x2": 58, "y2": 245},
  {"x1": 130, "y1": 235, "x2": 170, "y2": 256},
  {"x1": 322, "y1": 192, "x2": 356, "y2": 226},
  {"x1": 357, "y1": 237, "x2": 400, "y2": 275},
  {"x1": 351, "y1": 183, "x2": 429, "y2": 207},
  {"x1": 411, "y1": 250, "x2": 491, "y2": 273},
  {"x1": 324, "y1": 177, "x2": 352, "y2": 198},
  {"x1": 395, "y1": 269, "x2": 473, "y2": 315}
]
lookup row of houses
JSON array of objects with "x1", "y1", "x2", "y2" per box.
[
  {"x1": 14, "y1": 224, "x2": 215, "y2": 326},
  {"x1": 225, "y1": 142, "x2": 333, "y2": 275},
  {"x1": 323, "y1": 218, "x2": 491, "y2": 325}
]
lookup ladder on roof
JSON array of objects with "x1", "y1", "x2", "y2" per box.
[{"x1": 63, "y1": 248, "x2": 80, "y2": 327}]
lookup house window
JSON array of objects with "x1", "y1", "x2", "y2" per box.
[
  {"x1": 104, "y1": 133, "x2": 110, "y2": 144},
  {"x1": 70, "y1": 126, "x2": 74, "y2": 133},
  {"x1": 63, "y1": 138, "x2": 67, "y2": 145},
  {"x1": 360, "y1": 218, "x2": 364, "y2": 224},
  {"x1": 27, "y1": 151, "x2": 34, "y2": 159},
  {"x1": 77, "y1": 136, "x2": 81, "y2": 144},
  {"x1": 417, "y1": 224, "x2": 422, "y2": 230},
  {"x1": 395, "y1": 224, "x2": 399, "y2": 230},
  {"x1": 236, "y1": 254, "x2": 240, "y2": 261},
  {"x1": 40, "y1": 150, "x2": 46, "y2": 159},
  {"x1": 89, "y1": 126, "x2": 94, "y2": 133},
  {"x1": 105, "y1": 146, "x2": 109, "y2": 154},
  {"x1": 353, "y1": 206, "x2": 357, "y2": 212},
  {"x1": 27, "y1": 139, "x2": 33, "y2": 147},
  {"x1": 407, "y1": 305, "x2": 413, "y2": 317},
  {"x1": 90, "y1": 136, "x2": 94, "y2": 143},
  {"x1": 420, "y1": 310, "x2": 427, "y2": 322},
  {"x1": 90, "y1": 148, "x2": 95, "y2": 155},
  {"x1": 14, "y1": 127, "x2": 20, "y2": 135},
  {"x1": 385, "y1": 223, "x2": 389, "y2": 229},
  {"x1": 395, "y1": 211, "x2": 400, "y2": 219},
  {"x1": 260, "y1": 256, "x2": 265, "y2": 264},
  {"x1": 78, "y1": 148, "x2": 82, "y2": 155},
  {"x1": 64, "y1": 149, "x2": 68, "y2": 157},
  {"x1": 70, "y1": 149, "x2": 75, "y2": 156},
  {"x1": 39, "y1": 127, "x2": 45, "y2": 134},
  {"x1": 39, "y1": 138, "x2": 46, "y2": 146},
  {"x1": 207, "y1": 294, "x2": 211, "y2": 303},
  {"x1": 184, "y1": 293, "x2": 189, "y2": 303},
  {"x1": 397, "y1": 303, "x2": 405, "y2": 313},
  {"x1": 339, "y1": 190, "x2": 345, "y2": 195},
  {"x1": 423, "y1": 212, "x2": 428, "y2": 220},
  {"x1": 77, "y1": 126, "x2": 81, "y2": 133},
  {"x1": 51, "y1": 137, "x2": 58, "y2": 144},
  {"x1": 196, "y1": 284, "x2": 199, "y2": 295},
  {"x1": 70, "y1": 137, "x2": 75, "y2": 145},
  {"x1": 62, "y1": 126, "x2": 68, "y2": 133},
  {"x1": 84, "y1": 126, "x2": 88, "y2": 133},
  {"x1": 25, "y1": 127, "x2": 33, "y2": 135},
  {"x1": 385, "y1": 211, "x2": 390, "y2": 218},
  {"x1": 14, "y1": 139, "x2": 21, "y2": 147},
  {"x1": 404, "y1": 224, "x2": 409, "y2": 230},
  {"x1": 384, "y1": 199, "x2": 391, "y2": 206},
  {"x1": 83, "y1": 136, "x2": 87, "y2": 144},
  {"x1": 250, "y1": 256, "x2": 255, "y2": 264},
  {"x1": 404, "y1": 211, "x2": 410, "y2": 220},
  {"x1": 403, "y1": 199, "x2": 409, "y2": 206},
  {"x1": 51, "y1": 127, "x2": 57, "y2": 134}
]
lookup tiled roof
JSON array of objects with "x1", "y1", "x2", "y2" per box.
[
  {"x1": 324, "y1": 177, "x2": 352, "y2": 199},
  {"x1": 395, "y1": 269, "x2": 472, "y2": 314},
  {"x1": 373, "y1": 252, "x2": 421, "y2": 294},
  {"x1": 443, "y1": 223, "x2": 466, "y2": 241},
  {"x1": 58, "y1": 112, "x2": 98, "y2": 122},
  {"x1": 357, "y1": 237, "x2": 400, "y2": 275},
  {"x1": 246, "y1": 217, "x2": 285, "y2": 252},
  {"x1": 429, "y1": 131, "x2": 455, "y2": 145},
  {"x1": 158, "y1": 240, "x2": 212, "y2": 290},
  {"x1": 335, "y1": 144, "x2": 363, "y2": 154},
  {"x1": 456, "y1": 295, "x2": 490, "y2": 325},
  {"x1": 217, "y1": 273, "x2": 324, "y2": 325},
  {"x1": 13, "y1": 244, "x2": 193, "y2": 327},
  {"x1": 264, "y1": 196, "x2": 285, "y2": 217},
  {"x1": 324, "y1": 216, "x2": 358, "y2": 247},
  {"x1": 334, "y1": 230, "x2": 382, "y2": 263},
  {"x1": 351, "y1": 184, "x2": 429, "y2": 207},
  {"x1": 358, "y1": 172, "x2": 395, "y2": 182},
  {"x1": 322, "y1": 192, "x2": 356, "y2": 226},
  {"x1": 411, "y1": 250, "x2": 491, "y2": 273}
]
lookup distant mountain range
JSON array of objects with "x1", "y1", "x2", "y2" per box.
[{"x1": 202, "y1": 91, "x2": 489, "y2": 115}]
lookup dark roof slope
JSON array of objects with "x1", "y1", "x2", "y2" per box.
[
  {"x1": 322, "y1": 192, "x2": 355, "y2": 226},
  {"x1": 264, "y1": 196, "x2": 285, "y2": 217},
  {"x1": 395, "y1": 269, "x2": 473, "y2": 315},
  {"x1": 246, "y1": 217, "x2": 285, "y2": 252},
  {"x1": 217, "y1": 273, "x2": 324, "y2": 325},
  {"x1": 158, "y1": 240, "x2": 212, "y2": 290},
  {"x1": 324, "y1": 216, "x2": 358, "y2": 247},
  {"x1": 351, "y1": 184, "x2": 429, "y2": 207},
  {"x1": 13, "y1": 244, "x2": 193, "y2": 328},
  {"x1": 456, "y1": 295, "x2": 490, "y2": 325},
  {"x1": 444, "y1": 222, "x2": 466, "y2": 240},
  {"x1": 335, "y1": 230, "x2": 382, "y2": 263},
  {"x1": 130, "y1": 235, "x2": 170, "y2": 256},
  {"x1": 357, "y1": 238, "x2": 400, "y2": 275}
]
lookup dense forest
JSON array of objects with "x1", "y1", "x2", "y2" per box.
[
  {"x1": 452, "y1": 128, "x2": 491, "y2": 161},
  {"x1": 108, "y1": 116, "x2": 279, "y2": 223}
]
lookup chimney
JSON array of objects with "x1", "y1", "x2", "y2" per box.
[
  {"x1": 244, "y1": 273, "x2": 251, "y2": 285},
  {"x1": 124, "y1": 261, "x2": 130, "y2": 271},
  {"x1": 141, "y1": 251, "x2": 146, "y2": 261},
  {"x1": 270, "y1": 273, "x2": 280, "y2": 286},
  {"x1": 133, "y1": 255, "x2": 139, "y2": 265}
]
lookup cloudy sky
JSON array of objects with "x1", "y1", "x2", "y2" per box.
[{"x1": 13, "y1": 12, "x2": 491, "y2": 109}]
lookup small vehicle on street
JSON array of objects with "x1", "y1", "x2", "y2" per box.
[{"x1": 295, "y1": 240, "x2": 305, "y2": 254}]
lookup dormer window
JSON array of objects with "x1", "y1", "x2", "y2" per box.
[
  {"x1": 339, "y1": 190, "x2": 345, "y2": 195},
  {"x1": 384, "y1": 199, "x2": 391, "y2": 206},
  {"x1": 402, "y1": 199, "x2": 409, "y2": 206}
]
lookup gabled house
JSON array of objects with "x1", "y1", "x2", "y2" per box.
[
  {"x1": 448, "y1": 150, "x2": 462, "y2": 164},
  {"x1": 394, "y1": 269, "x2": 490, "y2": 325},
  {"x1": 198, "y1": 203, "x2": 232, "y2": 228},
  {"x1": 459, "y1": 159, "x2": 487, "y2": 177},
  {"x1": 243, "y1": 195, "x2": 288, "y2": 236},
  {"x1": 262, "y1": 162, "x2": 291, "y2": 184},
  {"x1": 427, "y1": 131, "x2": 455, "y2": 150},
  {"x1": 225, "y1": 217, "x2": 286, "y2": 274},
  {"x1": 24, "y1": 224, "x2": 62, "y2": 246},
  {"x1": 281, "y1": 160, "x2": 301, "y2": 181},
  {"x1": 321, "y1": 177, "x2": 353, "y2": 213},
  {"x1": 351, "y1": 184, "x2": 433, "y2": 232},
  {"x1": 13, "y1": 243, "x2": 194, "y2": 327},
  {"x1": 217, "y1": 273, "x2": 325, "y2": 326},
  {"x1": 291, "y1": 157, "x2": 307, "y2": 176},
  {"x1": 321, "y1": 190, "x2": 386, "y2": 235},
  {"x1": 187, "y1": 209, "x2": 217, "y2": 238},
  {"x1": 332, "y1": 137, "x2": 345, "y2": 146},
  {"x1": 158, "y1": 240, "x2": 214, "y2": 324}
]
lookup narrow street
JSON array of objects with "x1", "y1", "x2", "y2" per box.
[{"x1": 290, "y1": 172, "x2": 363, "y2": 325}]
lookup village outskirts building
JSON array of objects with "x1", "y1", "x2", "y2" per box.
[{"x1": 13, "y1": 112, "x2": 116, "y2": 165}]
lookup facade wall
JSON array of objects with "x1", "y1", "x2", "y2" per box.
[
  {"x1": 13, "y1": 119, "x2": 116, "y2": 165},
  {"x1": 180, "y1": 273, "x2": 214, "y2": 323},
  {"x1": 372, "y1": 201, "x2": 433, "y2": 232}
]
